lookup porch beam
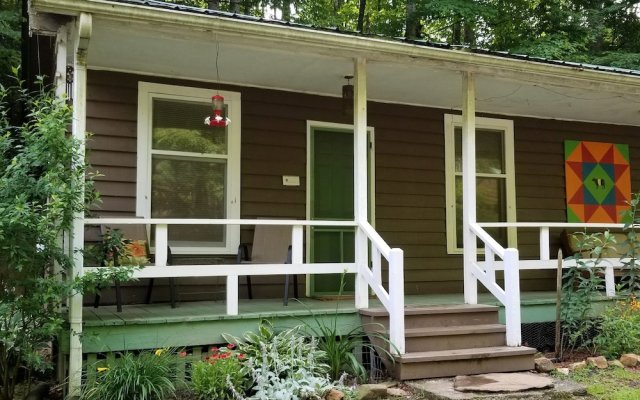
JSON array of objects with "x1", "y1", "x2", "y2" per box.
[
  {"x1": 354, "y1": 57, "x2": 369, "y2": 309},
  {"x1": 68, "y1": 12, "x2": 91, "y2": 399},
  {"x1": 462, "y1": 72, "x2": 478, "y2": 305}
]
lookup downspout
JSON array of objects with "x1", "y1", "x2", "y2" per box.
[
  {"x1": 461, "y1": 72, "x2": 478, "y2": 305},
  {"x1": 353, "y1": 57, "x2": 369, "y2": 310},
  {"x1": 68, "y1": 12, "x2": 91, "y2": 399}
]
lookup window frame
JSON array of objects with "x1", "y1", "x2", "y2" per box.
[
  {"x1": 136, "y1": 82, "x2": 241, "y2": 255},
  {"x1": 444, "y1": 114, "x2": 517, "y2": 255}
]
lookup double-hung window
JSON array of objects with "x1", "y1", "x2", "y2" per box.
[
  {"x1": 137, "y1": 83, "x2": 240, "y2": 254},
  {"x1": 444, "y1": 114, "x2": 517, "y2": 254}
]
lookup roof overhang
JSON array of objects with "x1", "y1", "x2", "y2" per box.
[{"x1": 31, "y1": 0, "x2": 640, "y2": 126}]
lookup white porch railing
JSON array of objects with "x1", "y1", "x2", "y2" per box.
[
  {"x1": 470, "y1": 221, "x2": 629, "y2": 347},
  {"x1": 468, "y1": 223, "x2": 522, "y2": 346},
  {"x1": 82, "y1": 218, "x2": 406, "y2": 355}
]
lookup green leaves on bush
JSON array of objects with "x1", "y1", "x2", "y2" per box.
[
  {"x1": 191, "y1": 345, "x2": 249, "y2": 400},
  {"x1": 594, "y1": 296, "x2": 640, "y2": 359},
  {"x1": 81, "y1": 349, "x2": 180, "y2": 400}
]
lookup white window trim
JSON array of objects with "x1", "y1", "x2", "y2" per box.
[
  {"x1": 444, "y1": 114, "x2": 517, "y2": 255},
  {"x1": 136, "y1": 82, "x2": 241, "y2": 255}
]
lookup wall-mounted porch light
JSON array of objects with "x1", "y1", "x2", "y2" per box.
[{"x1": 342, "y1": 75, "x2": 354, "y2": 115}]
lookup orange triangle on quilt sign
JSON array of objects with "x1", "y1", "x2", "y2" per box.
[
  {"x1": 565, "y1": 167, "x2": 583, "y2": 199},
  {"x1": 602, "y1": 205, "x2": 618, "y2": 223},
  {"x1": 613, "y1": 146, "x2": 629, "y2": 164},
  {"x1": 567, "y1": 161, "x2": 583, "y2": 178},
  {"x1": 568, "y1": 189, "x2": 585, "y2": 205},
  {"x1": 582, "y1": 145, "x2": 597, "y2": 163},
  {"x1": 584, "y1": 141, "x2": 611, "y2": 162},
  {"x1": 600, "y1": 146, "x2": 614, "y2": 164},
  {"x1": 587, "y1": 206, "x2": 614, "y2": 223},
  {"x1": 566, "y1": 145, "x2": 583, "y2": 162},
  {"x1": 568, "y1": 204, "x2": 585, "y2": 222}
]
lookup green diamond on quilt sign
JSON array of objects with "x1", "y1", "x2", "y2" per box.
[{"x1": 583, "y1": 163, "x2": 615, "y2": 204}]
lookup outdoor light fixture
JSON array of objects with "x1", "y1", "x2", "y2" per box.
[
  {"x1": 342, "y1": 75, "x2": 354, "y2": 115},
  {"x1": 204, "y1": 94, "x2": 230, "y2": 127}
]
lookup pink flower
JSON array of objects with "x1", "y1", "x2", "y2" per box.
[
  {"x1": 179, "y1": 351, "x2": 187, "y2": 358},
  {"x1": 227, "y1": 343, "x2": 236, "y2": 350},
  {"x1": 210, "y1": 346, "x2": 218, "y2": 353}
]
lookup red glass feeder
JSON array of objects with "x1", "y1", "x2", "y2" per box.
[{"x1": 204, "y1": 94, "x2": 230, "y2": 127}]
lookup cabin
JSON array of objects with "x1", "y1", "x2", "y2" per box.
[{"x1": 28, "y1": 0, "x2": 640, "y2": 395}]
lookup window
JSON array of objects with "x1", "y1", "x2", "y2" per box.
[
  {"x1": 444, "y1": 114, "x2": 516, "y2": 254},
  {"x1": 137, "y1": 83, "x2": 240, "y2": 254}
]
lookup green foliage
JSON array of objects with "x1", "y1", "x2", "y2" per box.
[
  {"x1": 0, "y1": 0, "x2": 21, "y2": 87},
  {"x1": 81, "y1": 349, "x2": 180, "y2": 400},
  {"x1": 191, "y1": 345, "x2": 249, "y2": 400},
  {"x1": 594, "y1": 295, "x2": 640, "y2": 359},
  {"x1": 560, "y1": 365, "x2": 640, "y2": 400},
  {"x1": 225, "y1": 320, "x2": 345, "y2": 399},
  {"x1": 227, "y1": 319, "x2": 328, "y2": 376},
  {"x1": 297, "y1": 274, "x2": 395, "y2": 381},
  {"x1": 0, "y1": 75, "x2": 133, "y2": 400},
  {"x1": 560, "y1": 231, "x2": 612, "y2": 355},
  {"x1": 619, "y1": 193, "x2": 640, "y2": 294}
]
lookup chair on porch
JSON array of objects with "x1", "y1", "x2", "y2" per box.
[
  {"x1": 93, "y1": 224, "x2": 177, "y2": 312},
  {"x1": 237, "y1": 224, "x2": 297, "y2": 305}
]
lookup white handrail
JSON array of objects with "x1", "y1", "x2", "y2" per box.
[
  {"x1": 83, "y1": 216, "x2": 406, "y2": 352},
  {"x1": 469, "y1": 222, "x2": 521, "y2": 346},
  {"x1": 478, "y1": 222, "x2": 624, "y2": 229},
  {"x1": 359, "y1": 221, "x2": 405, "y2": 355},
  {"x1": 470, "y1": 223, "x2": 506, "y2": 259},
  {"x1": 85, "y1": 218, "x2": 357, "y2": 227}
]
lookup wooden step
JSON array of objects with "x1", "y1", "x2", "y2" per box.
[
  {"x1": 360, "y1": 304, "x2": 499, "y2": 329},
  {"x1": 364, "y1": 324, "x2": 507, "y2": 352},
  {"x1": 403, "y1": 324, "x2": 507, "y2": 352},
  {"x1": 391, "y1": 346, "x2": 537, "y2": 380}
]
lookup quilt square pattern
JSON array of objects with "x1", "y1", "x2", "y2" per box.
[{"x1": 565, "y1": 140, "x2": 631, "y2": 223}]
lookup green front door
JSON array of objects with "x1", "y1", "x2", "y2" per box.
[{"x1": 309, "y1": 126, "x2": 372, "y2": 296}]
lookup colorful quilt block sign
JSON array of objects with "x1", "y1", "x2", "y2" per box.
[{"x1": 565, "y1": 140, "x2": 631, "y2": 223}]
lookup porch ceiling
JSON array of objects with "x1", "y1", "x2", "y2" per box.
[{"x1": 87, "y1": 16, "x2": 640, "y2": 126}]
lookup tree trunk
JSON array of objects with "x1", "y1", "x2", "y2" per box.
[
  {"x1": 282, "y1": 0, "x2": 291, "y2": 21},
  {"x1": 405, "y1": 0, "x2": 418, "y2": 39},
  {"x1": 207, "y1": 0, "x2": 219, "y2": 10},
  {"x1": 357, "y1": 0, "x2": 367, "y2": 32},
  {"x1": 230, "y1": 0, "x2": 240, "y2": 14},
  {"x1": 452, "y1": 17, "x2": 462, "y2": 45},
  {"x1": 463, "y1": 20, "x2": 475, "y2": 46}
]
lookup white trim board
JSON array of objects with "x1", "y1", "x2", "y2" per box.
[
  {"x1": 136, "y1": 82, "x2": 241, "y2": 254},
  {"x1": 444, "y1": 114, "x2": 517, "y2": 255}
]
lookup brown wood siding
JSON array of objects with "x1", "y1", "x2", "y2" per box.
[{"x1": 86, "y1": 70, "x2": 640, "y2": 303}]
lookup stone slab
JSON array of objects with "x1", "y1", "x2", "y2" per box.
[
  {"x1": 407, "y1": 374, "x2": 588, "y2": 399},
  {"x1": 454, "y1": 373, "x2": 554, "y2": 393}
]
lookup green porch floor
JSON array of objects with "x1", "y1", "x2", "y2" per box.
[{"x1": 78, "y1": 291, "x2": 617, "y2": 353}]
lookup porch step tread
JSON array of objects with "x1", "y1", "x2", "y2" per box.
[
  {"x1": 403, "y1": 324, "x2": 506, "y2": 337},
  {"x1": 360, "y1": 304, "x2": 498, "y2": 317},
  {"x1": 395, "y1": 346, "x2": 537, "y2": 363}
]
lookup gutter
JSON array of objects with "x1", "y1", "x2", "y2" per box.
[{"x1": 30, "y1": 0, "x2": 640, "y2": 94}]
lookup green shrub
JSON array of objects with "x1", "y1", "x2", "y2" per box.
[
  {"x1": 191, "y1": 344, "x2": 249, "y2": 400},
  {"x1": 594, "y1": 295, "x2": 640, "y2": 359},
  {"x1": 81, "y1": 349, "x2": 179, "y2": 400},
  {"x1": 227, "y1": 320, "x2": 345, "y2": 399}
]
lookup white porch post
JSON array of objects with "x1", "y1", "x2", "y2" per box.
[
  {"x1": 353, "y1": 57, "x2": 369, "y2": 309},
  {"x1": 462, "y1": 72, "x2": 478, "y2": 305},
  {"x1": 68, "y1": 12, "x2": 92, "y2": 398}
]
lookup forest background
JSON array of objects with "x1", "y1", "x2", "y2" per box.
[{"x1": 2, "y1": 0, "x2": 640, "y2": 85}]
